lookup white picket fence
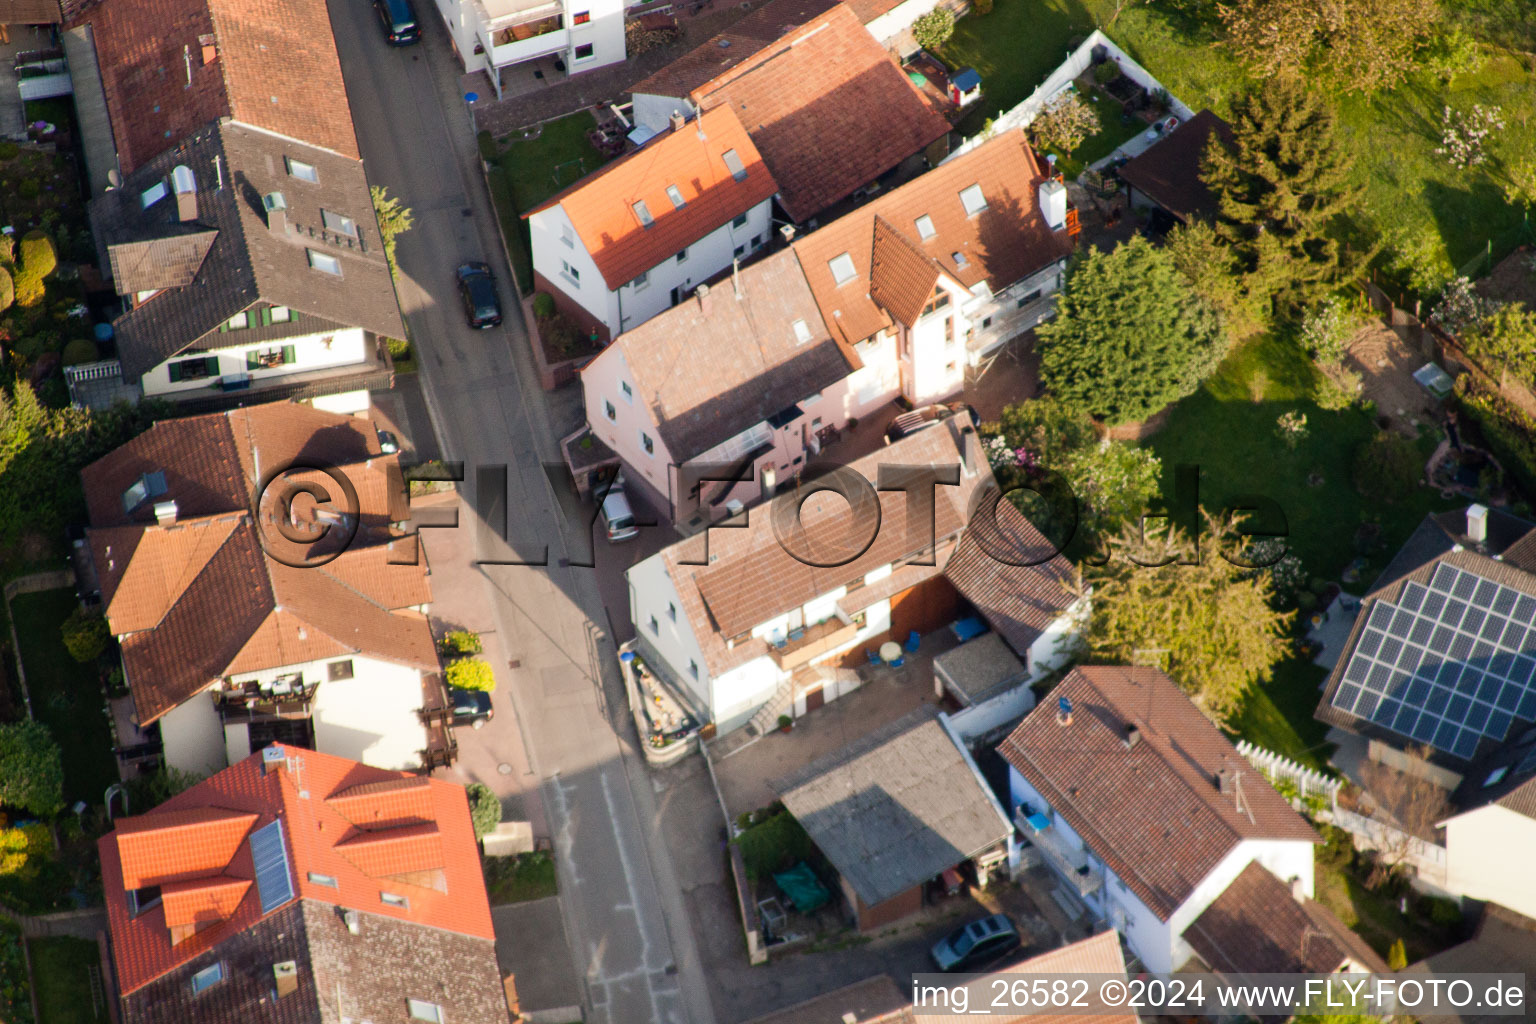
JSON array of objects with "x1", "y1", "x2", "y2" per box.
[
  {"x1": 946, "y1": 28, "x2": 1198, "y2": 162},
  {"x1": 1235, "y1": 740, "x2": 1344, "y2": 806}
]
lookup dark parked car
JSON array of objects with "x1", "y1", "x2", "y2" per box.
[
  {"x1": 930, "y1": 913, "x2": 1021, "y2": 972},
  {"x1": 374, "y1": 0, "x2": 421, "y2": 44},
  {"x1": 457, "y1": 262, "x2": 503, "y2": 329},
  {"x1": 448, "y1": 686, "x2": 493, "y2": 729},
  {"x1": 884, "y1": 401, "x2": 980, "y2": 444}
]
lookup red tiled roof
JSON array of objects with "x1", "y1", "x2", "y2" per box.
[
  {"x1": 794, "y1": 129, "x2": 1072, "y2": 345},
  {"x1": 868, "y1": 215, "x2": 942, "y2": 328},
  {"x1": 997, "y1": 666, "x2": 1318, "y2": 921},
  {"x1": 100, "y1": 747, "x2": 495, "y2": 995},
  {"x1": 326, "y1": 776, "x2": 435, "y2": 830},
  {"x1": 688, "y1": 3, "x2": 952, "y2": 222},
  {"x1": 75, "y1": 0, "x2": 359, "y2": 173},
  {"x1": 524, "y1": 106, "x2": 778, "y2": 290}
]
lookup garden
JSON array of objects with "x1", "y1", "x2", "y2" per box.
[
  {"x1": 481, "y1": 850, "x2": 558, "y2": 904},
  {"x1": 27, "y1": 936, "x2": 107, "y2": 1024}
]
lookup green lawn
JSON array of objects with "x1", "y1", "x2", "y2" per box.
[
  {"x1": 1039, "y1": 82, "x2": 1149, "y2": 178},
  {"x1": 481, "y1": 112, "x2": 610, "y2": 294},
  {"x1": 27, "y1": 937, "x2": 106, "y2": 1024},
  {"x1": 481, "y1": 851, "x2": 558, "y2": 904},
  {"x1": 937, "y1": 0, "x2": 1089, "y2": 137},
  {"x1": 10, "y1": 589, "x2": 118, "y2": 806}
]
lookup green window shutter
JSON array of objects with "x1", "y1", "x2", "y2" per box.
[
  {"x1": 168, "y1": 362, "x2": 183, "y2": 383},
  {"x1": 282, "y1": 345, "x2": 296, "y2": 364},
  {"x1": 204, "y1": 356, "x2": 219, "y2": 376},
  {"x1": 290, "y1": 311, "x2": 301, "y2": 323},
  {"x1": 218, "y1": 321, "x2": 229, "y2": 333},
  {"x1": 247, "y1": 351, "x2": 260, "y2": 370},
  {"x1": 260, "y1": 307, "x2": 274, "y2": 326}
]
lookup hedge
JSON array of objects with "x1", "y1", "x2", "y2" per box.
[{"x1": 1456, "y1": 377, "x2": 1536, "y2": 500}]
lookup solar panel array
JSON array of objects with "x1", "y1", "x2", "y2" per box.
[
  {"x1": 1332, "y1": 563, "x2": 1536, "y2": 760},
  {"x1": 250, "y1": 819, "x2": 296, "y2": 914}
]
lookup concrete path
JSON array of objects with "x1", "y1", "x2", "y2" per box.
[{"x1": 324, "y1": 7, "x2": 713, "y2": 1023}]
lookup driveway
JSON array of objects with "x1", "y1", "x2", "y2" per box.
[{"x1": 325, "y1": 6, "x2": 712, "y2": 1023}]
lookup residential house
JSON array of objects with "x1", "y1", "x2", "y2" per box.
[
  {"x1": 578, "y1": 247, "x2": 871, "y2": 529},
  {"x1": 627, "y1": 417, "x2": 989, "y2": 734},
  {"x1": 429, "y1": 0, "x2": 625, "y2": 98},
  {"x1": 772, "y1": 705, "x2": 1012, "y2": 931},
  {"x1": 79, "y1": 120, "x2": 404, "y2": 412},
  {"x1": 629, "y1": 0, "x2": 952, "y2": 225},
  {"x1": 999, "y1": 665, "x2": 1321, "y2": 974},
  {"x1": 524, "y1": 105, "x2": 778, "y2": 343},
  {"x1": 79, "y1": 402, "x2": 449, "y2": 776},
  {"x1": 1438, "y1": 767, "x2": 1536, "y2": 921},
  {"x1": 64, "y1": 0, "x2": 405, "y2": 412},
  {"x1": 793, "y1": 127, "x2": 1074, "y2": 405},
  {"x1": 98, "y1": 745, "x2": 507, "y2": 1024},
  {"x1": 1402, "y1": 903, "x2": 1536, "y2": 1024},
  {"x1": 1116, "y1": 109, "x2": 1235, "y2": 230}
]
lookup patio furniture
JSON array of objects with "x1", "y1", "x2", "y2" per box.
[
  {"x1": 866, "y1": 649, "x2": 882, "y2": 667},
  {"x1": 904, "y1": 630, "x2": 921, "y2": 653},
  {"x1": 879, "y1": 641, "x2": 902, "y2": 664},
  {"x1": 757, "y1": 897, "x2": 787, "y2": 941},
  {"x1": 951, "y1": 616, "x2": 987, "y2": 643}
]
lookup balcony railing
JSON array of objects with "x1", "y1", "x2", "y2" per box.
[
  {"x1": 217, "y1": 679, "x2": 317, "y2": 723},
  {"x1": 1015, "y1": 807, "x2": 1104, "y2": 897},
  {"x1": 767, "y1": 618, "x2": 859, "y2": 671},
  {"x1": 485, "y1": 21, "x2": 568, "y2": 66}
]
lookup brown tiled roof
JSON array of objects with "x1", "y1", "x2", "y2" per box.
[
  {"x1": 944, "y1": 497, "x2": 1076, "y2": 656},
  {"x1": 1115, "y1": 109, "x2": 1234, "y2": 224},
  {"x1": 630, "y1": 0, "x2": 840, "y2": 101},
  {"x1": 644, "y1": 418, "x2": 988, "y2": 677},
  {"x1": 75, "y1": 0, "x2": 358, "y2": 174},
  {"x1": 1494, "y1": 775, "x2": 1536, "y2": 819},
  {"x1": 524, "y1": 106, "x2": 777, "y2": 290},
  {"x1": 81, "y1": 404, "x2": 436, "y2": 725},
  {"x1": 591, "y1": 247, "x2": 858, "y2": 462},
  {"x1": 0, "y1": 0, "x2": 62, "y2": 21},
  {"x1": 1401, "y1": 904, "x2": 1536, "y2": 1024},
  {"x1": 91, "y1": 121, "x2": 404, "y2": 381},
  {"x1": 101, "y1": 748, "x2": 501, "y2": 1014},
  {"x1": 107, "y1": 232, "x2": 220, "y2": 293},
  {"x1": 869, "y1": 215, "x2": 942, "y2": 328},
  {"x1": 1184, "y1": 861, "x2": 1388, "y2": 976},
  {"x1": 688, "y1": 2, "x2": 952, "y2": 222},
  {"x1": 922, "y1": 931, "x2": 1139, "y2": 1024},
  {"x1": 997, "y1": 666, "x2": 1318, "y2": 921},
  {"x1": 794, "y1": 129, "x2": 1072, "y2": 345}
]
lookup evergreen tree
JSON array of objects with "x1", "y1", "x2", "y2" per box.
[
  {"x1": 1037, "y1": 237, "x2": 1226, "y2": 426},
  {"x1": 1202, "y1": 75, "x2": 1366, "y2": 309}
]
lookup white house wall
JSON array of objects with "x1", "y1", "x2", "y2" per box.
[
  {"x1": 158, "y1": 692, "x2": 228, "y2": 776},
  {"x1": 1442, "y1": 804, "x2": 1536, "y2": 919},
  {"x1": 863, "y1": 0, "x2": 941, "y2": 51},
  {"x1": 627, "y1": 553, "x2": 713, "y2": 711},
  {"x1": 903, "y1": 276, "x2": 972, "y2": 405},
  {"x1": 711, "y1": 656, "x2": 783, "y2": 735},
  {"x1": 1026, "y1": 600, "x2": 1086, "y2": 679},
  {"x1": 584, "y1": 347, "x2": 680, "y2": 501},
  {"x1": 140, "y1": 326, "x2": 367, "y2": 397},
  {"x1": 530, "y1": 204, "x2": 617, "y2": 329},
  {"x1": 429, "y1": 0, "x2": 625, "y2": 79},
  {"x1": 311, "y1": 656, "x2": 430, "y2": 770},
  {"x1": 966, "y1": 263, "x2": 1066, "y2": 360}
]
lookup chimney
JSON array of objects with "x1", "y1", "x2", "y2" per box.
[
  {"x1": 1466, "y1": 503, "x2": 1489, "y2": 544},
  {"x1": 1124, "y1": 723, "x2": 1140, "y2": 750},
  {"x1": 959, "y1": 425, "x2": 981, "y2": 478},
  {"x1": 272, "y1": 961, "x2": 298, "y2": 998},
  {"x1": 1056, "y1": 695, "x2": 1073, "y2": 727},
  {"x1": 1216, "y1": 768, "x2": 1237, "y2": 795},
  {"x1": 669, "y1": 110, "x2": 686, "y2": 133},
  {"x1": 1289, "y1": 876, "x2": 1307, "y2": 903},
  {"x1": 1039, "y1": 178, "x2": 1067, "y2": 231},
  {"x1": 262, "y1": 192, "x2": 288, "y2": 234},
  {"x1": 343, "y1": 909, "x2": 360, "y2": 935},
  {"x1": 261, "y1": 745, "x2": 286, "y2": 775},
  {"x1": 780, "y1": 223, "x2": 796, "y2": 244},
  {"x1": 153, "y1": 500, "x2": 178, "y2": 525},
  {"x1": 695, "y1": 282, "x2": 711, "y2": 313},
  {"x1": 175, "y1": 187, "x2": 196, "y2": 223}
]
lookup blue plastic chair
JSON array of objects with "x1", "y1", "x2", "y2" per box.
[
  {"x1": 904, "y1": 630, "x2": 921, "y2": 653},
  {"x1": 866, "y1": 649, "x2": 882, "y2": 667},
  {"x1": 890, "y1": 655, "x2": 905, "y2": 668}
]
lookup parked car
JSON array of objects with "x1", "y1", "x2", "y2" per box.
[
  {"x1": 448, "y1": 686, "x2": 493, "y2": 729},
  {"x1": 930, "y1": 913, "x2": 1021, "y2": 972},
  {"x1": 600, "y1": 477, "x2": 640, "y2": 543},
  {"x1": 884, "y1": 402, "x2": 980, "y2": 444},
  {"x1": 456, "y1": 261, "x2": 502, "y2": 328},
  {"x1": 376, "y1": 429, "x2": 400, "y2": 454},
  {"x1": 373, "y1": 0, "x2": 421, "y2": 44}
]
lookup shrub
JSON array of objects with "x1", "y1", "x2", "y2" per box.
[
  {"x1": 1297, "y1": 298, "x2": 1358, "y2": 364},
  {"x1": 1422, "y1": 25, "x2": 1484, "y2": 82},
  {"x1": 386, "y1": 336, "x2": 410, "y2": 359},
  {"x1": 1314, "y1": 361, "x2": 1362, "y2": 411},
  {"x1": 61, "y1": 606, "x2": 110, "y2": 662},
  {"x1": 970, "y1": 0, "x2": 992, "y2": 14},
  {"x1": 16, "y1": 179, "x2": 39, "y2": 200},
  {"x1": 1387, "y1": 938, "x2": 1408, "y2": 971},
  {"x1": 0, "y1": 140, "x2": 18, "y2": 161},
  {"x1": 446, "y1": 657, "x2": 495, "y2": 692},
  {"x1": 440, "y1": 629, "x2": 483, "y2": 656},
  {"x1": 1457, "y1": 378, "x2": 1536, "y2": 497},
  {"x1": 912, "y1": 8, "x2": 954, "y2": 50},
  {"x1": 61, "y1": 338, "x2": 97, "y2": 366},
  {"x1": 13, "y1": 230, "x2": 56, "y2": 307},
  {"x1": 532, "y1": 292, "x2": 556, "y2": 320},
  {"x1": 734, "y1": 810, "x2": 813, "y2": 880},
  {"x1": 466, "y1": 782, "x2": 502, "y2": 840},
  {"x1": 541, "y1": 311, "x2": 583, "y2": 356},
  {"x1": 1422, "y1": 894, "x2": 1463, "y2": 928},
  {"x1": 0, "y1": 267, "x2": 11, "y2": 315},
  {"x1": 0, "y1": 824, "x2": 52, "y2": 878},
  {"x1": 476, "y1": 129, "x2": 498, "y2": 162},
  {"x1": 1093, "y1": 60, "x2": 1118, "y2": 84},
  {"x1": 1351, "y1": 431, "x2": 1421, "y2": 502},
  {"x1": 0, "y1": 720, "x2": 65, "y2": 818},
  {"x1": 1435, "y1": 103, "x2": 1504, "y2": 170}
]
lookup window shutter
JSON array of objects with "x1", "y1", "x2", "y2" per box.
[
  {"x1": 290, "y1": 311, "x2": 301, "y2": 323},
  {"x1": 218, "y1": 321, "x2": 229, "y2": 333},
  {"x1": 168, "y1": 362, "x2": 183, "y2": 383},
  {"x1": 282, "y1": 345, "x2": 296, "y2": 364},
  {"x1": 247, "y1": 351, "x2": 260, "y2": 370},
  {"x1": 204, "y1": 356, "x2": 219, "y2": 376},
  {"x1": 260, "y1": 307, "x2": 274, "y2": 326}
]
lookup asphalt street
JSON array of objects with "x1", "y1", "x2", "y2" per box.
[{"x1": 322, "y1": 7, "x2": 714, "y2": 1022}]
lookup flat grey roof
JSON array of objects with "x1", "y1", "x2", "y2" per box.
[{"x1": 934, "y1": 633, "x2": 1029, "y2": 706}]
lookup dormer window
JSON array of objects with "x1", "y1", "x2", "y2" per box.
[
  {"x1": 960, "y1": 184, "x2": 987, "y2": 216},
  {"x1": 633, "y1": 200, "x2": 653, "y2": 226},
  {"x1": 829, "y1": 253, "x2": 856, "y2": 286},
  {"x1": 140, "y1": 181, "x2": 168, "y2": 208},
  {"x1": 666, "y1": 185, "x2": 685, "y2": 209},
  {"x1": 128, "y1": 885, "x2": 163, "y2": 917},
  {"x1": 285, "y1": 158, "x2": 318, "y2": 183},
  {"x1": 122, "y1": 471, "x2": 168, "y2": 515},
  {"x1": 722, "y1": 149, "x2": 747, "y2": 181},
  {"x1": 953, "y1": 251, "x2": 968, "y2": 268},
  {"x1": 915, "y1": 214, "x2": 936, "y2": 239}
]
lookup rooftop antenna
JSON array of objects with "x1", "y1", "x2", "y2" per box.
[
  {"x1": 183, "y1": 45, "x2": 192, "y2": 87},
  {"x1": 692, "y1": 100, "x2": 707, "y2": 141},
  {"x1": 1232, "y1": 770, "x2": 1256, "y2": 826},
  {"x1": 213, "y1": 154, "x2": 223, "y2": 191}
]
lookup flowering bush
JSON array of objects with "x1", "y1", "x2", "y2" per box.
[
  {"x1": 1430, "y1": 276, "x2": 1499, "y2": 337},
  {"x1": 1298, "y1": 299, "x2": 1358, "y2": 364},
  {"x1": 982, "y1": 434, "x2": 1040, "y2": 473},
  {"x1": 1434, "y1": 104, "x2": 1504, "y2": 169},
  {"x1": 1242, "y1": 538, "x2": 1306, "y2": 599},
  {"x1": 1275, "y1": 410, "x2": 1309, "y2": 448}
]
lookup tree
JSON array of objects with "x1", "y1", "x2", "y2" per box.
[
  {"x1": 12, "y1": 230, "x2": 56, "y2": 306},
  {"x1": 0, "y1": 720, "x2": 65, "y2": 818},
  {"x1": 465, "y1": 782, "x2": 501, "y2": 840},
  {"x1": 1202, "y1": 76, "x2": 1365, "y2": 309},
  {"x1": 988, "y1": 397, "x2": 1096, "y2": 470},
  {"x1": 61, "y1": 606, "x2": 111, "y2": 662},
  {"x1": 1218, "y1": 0, "x2": 1437, "y2": 93},
  {"x1": 1038, "y1": 237, "x2": 1226, "y2": 426},
  {"x1": 911, "y1": 8, "x2": 954, "y2": 50},
  {"x1": 370, "y1": 185, "x2": 414, "y2": 277},
  {"x1": 0, "y1": 266, "x2": 12, "y2": 315},
  {"x1": 1061, "y1": 441, "x2": 1162, "y2": 537},
  {"x1": 446, "y1": 657, "x2": 495, "y2": 692},
  {"x1": 1075, "y1": 513, "x2": 1293, "y2": 723},
  {"x1": 1165, "y1": 221, "x2": 1266, "y2": 339},
  {"x1": 1463, "y1": 303, "x2": 1536, "y2": 388},
  {"x1": 1387, "y1": 938, "x2": 1408, "y2": 971},
  {"x1": 1028, "y1": 93, "x2": 1101, "y2": 160},
  {"x1": 1357, "y1": 744, "x2": 1451, "y2": 887},
  {"x1": 439, "y1": 629, "x2": 484, "y2": 656}
]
